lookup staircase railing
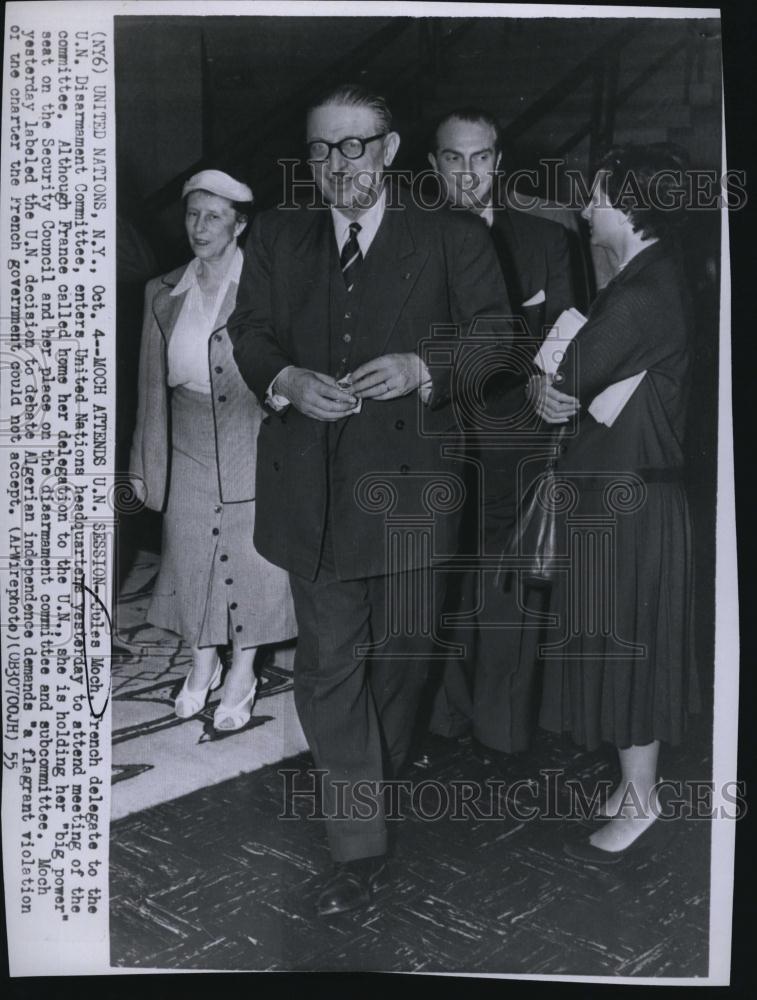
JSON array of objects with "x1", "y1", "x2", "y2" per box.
[
  {"x1": 144, "y1": 18, "x2": 475, "y2": 212},
  {"x1": 142, "y1": 17, "x2": 708, "y2": 216},
  {"x1": 502, "y1": 21, "x2": 699, "y2": 171}
]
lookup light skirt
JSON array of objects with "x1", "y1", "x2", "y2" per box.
[{"x1": 148, "y1": 386, "x2": 296, "y2": 649}]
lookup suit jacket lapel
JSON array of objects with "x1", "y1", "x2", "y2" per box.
[
  {"x1": 152, "y1": 267, "x2": 189, "y2": 345},
  {"x1": 358, "y1": 207, "x2": 429, "y2": 357},
  {"x1": 491, "y1": 211, "x2": 524, "y2": 306},
  {"x1": 290, "y1": 208, "x2": 333, "y2": 374},
  {"x1": 213, "y1": 281, "x2": 240, "y2": 333}
]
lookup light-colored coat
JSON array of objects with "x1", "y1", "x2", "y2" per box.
[{"x1": 129, "y1": 262, "x2": 262, "y2": 510}]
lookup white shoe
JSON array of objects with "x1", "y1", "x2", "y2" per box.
[
  {"x1": 213, "y1": 678, "x2": 258, "y2": 732},
  {"x1": 174, "y1": 658, "x2": 223, "y2": 719}
]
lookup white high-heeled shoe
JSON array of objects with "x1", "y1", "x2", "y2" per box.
[
  {"x1": 213, "y1": 677, "x2": 258, "y2": 732},
  {"x1": 174, "y1": 658, "x2": 223, "y2": 719}
]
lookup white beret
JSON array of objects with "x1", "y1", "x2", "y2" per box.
[{"x1": 182, "y1": 169, "x2": 253, "y2": 204}]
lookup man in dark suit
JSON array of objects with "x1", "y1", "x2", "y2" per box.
[
  {"x1": 427, "y1": 108, "x2": 576, "y2": 760},
  {"x1": 228, "y1": 85, "x2": 509, "y2": 915}
]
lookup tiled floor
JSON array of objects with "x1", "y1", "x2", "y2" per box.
[
  {"x1": 110, "y1": 548, "x2": 714, "y2": 976},
  {"x1": 110, "y1": 725, "x2": 713, "y2": 975},
  {"x1": 111, "y1": 551, "x2": 305, "y2": 818}
]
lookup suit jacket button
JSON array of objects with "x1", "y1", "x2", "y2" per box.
[
  {"x1": 225, "y1": 578, "x2": 233, "y2": 585},
  {"x1": 214, "y1": 334, "x2": 222, "y2": 342},
  {"x1": 273, "y1": 461, "x2": 280, "y2": 471},
  {"x1": 235, "y1": 625, "x2": 243, "y2": 633},
  {"x1": 212, "y1": 528, "x2": 219, "y2": 536},
  {"x1": 230, "y1": 602, "x2": 238, "y2": 610},
  {"x1": 215, "y1": 366, "x2": 223, "y2": 374},
  {"x1": 400, "y1": 464, "x2": 410, "y2": 474},
  {"x1": 218, "y1": 394, "x2": 227, "y2": 402},
  {"x1": 395, "y1": 419, "x2": 405, "y2": 430}
]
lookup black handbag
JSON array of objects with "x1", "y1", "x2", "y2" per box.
[{"x1": 504, "y1": 426, "x2": 567, "y2": 587}]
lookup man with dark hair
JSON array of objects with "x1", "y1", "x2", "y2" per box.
[
  {"x1": 228, "y1": 84, "x2": 509, "y2": 916},
  {"x1": 427, "y1": 108, "x2": 576, "y2": 762},
  {"x1": 429, "y1": 108, "x2": 574, "y2": 333}
]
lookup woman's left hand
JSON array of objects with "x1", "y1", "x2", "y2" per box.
[{"x1": 527, "y1": 373, "x2": 581, "y2": 423}]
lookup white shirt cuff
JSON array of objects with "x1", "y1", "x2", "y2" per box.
[
  {"x1": 266, "y1": 366, "x2": 293, "y2": 411},
  {"x1": 418, "y1": 359, "x2": 432, "y2": 404}
]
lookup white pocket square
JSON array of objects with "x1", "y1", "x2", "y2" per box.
[{"x1": 522, "y1": 289, "x2": 546, "y2": 307}]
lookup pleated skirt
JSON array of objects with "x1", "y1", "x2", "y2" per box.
[
  {"x1": 148, "y1": 386, "x2": 297, "y2": 648},
  {"x1": 537, "y1": 481, "x2": 700, "y2": 750}
]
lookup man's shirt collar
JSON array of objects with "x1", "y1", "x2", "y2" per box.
[{"x1": 330, "y1": 187, "x2": 387, "y2": 256}]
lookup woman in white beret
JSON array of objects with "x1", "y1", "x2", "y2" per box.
[{"x1": 129, "y1": 169, "x2": 296, "y2": 730}]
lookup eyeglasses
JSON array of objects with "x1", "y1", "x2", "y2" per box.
[{"x1": 307, "y1": 133, "x2": 386, "y2": 162}]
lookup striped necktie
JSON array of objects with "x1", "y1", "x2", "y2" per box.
[{"x1": 340, "y1": 222, "x2": 362, "y2": 292}]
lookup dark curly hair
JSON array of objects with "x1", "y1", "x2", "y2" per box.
[{"x1": 593, "y1": 143, "x2": 690, "y2": 241}]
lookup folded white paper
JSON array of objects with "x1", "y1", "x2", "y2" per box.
[
  {"x1": 337, "y1": 374, "x2": 363, "y2": 414},
  {"x1": 533, "y1": 308, "x2": 646, "y2": 428},
  {"x1": 522, "y1": 288, "x2": 546, "y2": 307},
  {"x1": 534, "y1": 307, "x2": 587, "y2": 374},
  {"x1": 587, "y1": 371, "x2": 646, "y2": 427}
]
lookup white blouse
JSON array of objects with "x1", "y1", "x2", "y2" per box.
[{"x1": 166, "y1": 248, "x2": 243, "y2": 393}]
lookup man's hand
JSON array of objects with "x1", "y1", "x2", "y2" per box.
[
  {"x1": 275, "y1": 367, "x2": 358, "y2": 421},
  {"x1": 527, "y1": 373, "x2": 581, "y2": 424},
  {"x1": 350, "y1": 353, "x2": 425, "y2": 400}
]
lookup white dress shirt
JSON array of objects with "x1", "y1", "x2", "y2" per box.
[{"x1": 167, "y1": 248, "x2": 243, "y2": 393}]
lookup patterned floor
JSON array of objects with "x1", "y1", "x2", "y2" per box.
[
  {"x1": 110, "y1": 731, "x2": 713, "y2": 974},
  {"x1": 111, "y1": 551, "x2": 305, "y2": 819},
  {"x1": 110, "y1": 550, "x2": 713, "y2": 975}
]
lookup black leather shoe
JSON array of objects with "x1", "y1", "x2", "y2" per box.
[{"x1": 316, "y1": 859, "x2": 388, "y2": 917}]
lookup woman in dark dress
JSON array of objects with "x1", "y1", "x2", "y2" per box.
[{"x1": 528, "y1": 145, "x2": 699, "y2": 860}]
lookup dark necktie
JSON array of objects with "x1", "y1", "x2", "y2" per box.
[{"x1": 340, "y1": 222, "x2": 362, "y2": 292}]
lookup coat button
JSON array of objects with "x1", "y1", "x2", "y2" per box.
[
  {"x1": 343, "y1": 333, "x2": 352, "y2": 343},
  {"x1": 225, "y1": 578, "x2": 233, "y2": 585},
  {"x1": 230, "y1": 602, "x2": 238, "y2": 610},
  {"x1": 235, "y1": 625, "x2": 243, "y2": 633},
  {"x1": 214, "y1": 505, "x2": 222, "y2": 514},
  {"x1": 400, "y1": 464, "x2": 410, "y2": 474},
  {"x1": 214, "y1": 334, "x2": 222, "y2": 342},
  {"x1": 553, "y1": 373, "x2": 564, "y2": 384},
  {"x1": 218, "y1": 394, "x2": 227, "y2": 402},
  {"x1": 344, "y1": 311, "x2": 352, "y2": 320},
  {"x1": 212, "y1": 528, "x2": 219, "y2": 536},
  {"x1": 215, "y1": 366, "x2": 223, "y2": 374},
  {"x1": 273, "y1": 461, "x2": 280, "y2": 471},
  {"x1": 220, "y1": 554, "x2": 228, "y2": 562},
  {"x1": 395, "y1": 419, "x2": 405, "y2": 430}
]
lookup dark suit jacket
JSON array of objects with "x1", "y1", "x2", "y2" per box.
[
  {"x1": 228, "y1": 193, "x2": 510, "y2": 581},
  {"x1": 556, "y1": 239, "x2": 691, "y2": 476},
  {"x1": 489, "y1": 204, "x2": 574, "y2": 343}
]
